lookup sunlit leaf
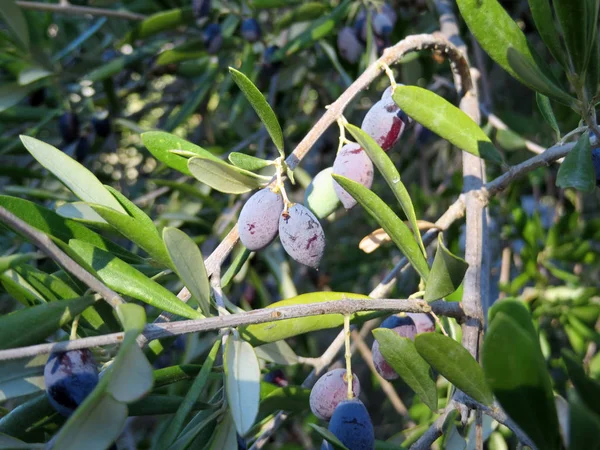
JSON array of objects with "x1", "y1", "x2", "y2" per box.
[
  {"x1": 188, "y1": 156, "x2": 268, "y2": 194},
  {"x1": 0, "y1": 355, "x2": 47, "y2": 402}
]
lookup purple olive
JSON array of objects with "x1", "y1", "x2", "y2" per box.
[
  {"x1": 44, "y1": 349, "x2": 99, "y2": 417},
  {"x1": 322, "y1": 398, "x2": 374, "y2": 450},
  {"x1": 203, "y1": 23, "x2": 223, "y2": 54},
  {"x1": 332, "y1": 143, "x2": 374, "y2": 209},
  {"x1": 58, "y1": 112, "x2": 80, "y2": 144},
  {"x1": 279, "y1": 203, "x2": 326, "y2": 269},
  {"x1": 337, "y1": 26, "x2": 364, "y2": 64},
  {"x1": 238, "y1": 188, "x2": 284, "y2": 251},
  {"x1": 372, "y1": 315, "x2": 417, "y2": 380},
  {"x1": 310, "y1": 368, "x2": 360, "y2": 421},
  {"x1": 406, "y1": 313, "x2": 435, "y2": 334},
  {"x1": 240, "y1": 18, "x2": 262, "y2": 43},
  {"x1": 361, "y1": 96, "x2": 409, "y2": 151}
]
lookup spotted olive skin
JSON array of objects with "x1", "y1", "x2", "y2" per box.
[
  {"x1": 44, "y1": 349, "x2": 99, "y2": 417},
  {"x1": 361, "y1": 96, "x2": 408, "y2": 151},
  {"x1": 304, "y1": 167, "x2": 340, "y2": 219},
  {"x1": 407, "y1": 313, "x2": 435, "y2": 334},
  {"x1": 238, "y1": 188, "x2": 283, "y2": 251},
  {"x1": 279, "y1": 203, "x2": 326, "y2": 269},
  {"x1": 240, "y1": 18, "x2": 262, "y2": 43},
  {"x1": 337, "y1": 26, "x2": 364, "y2": 64},
  {"x1": 372, "y1": 315, "x2": 417, "y2": 380},
  {"x1": 58, "y1": 112, "x2": 80, "y2": 144},
  {"x1": 332, "y1": 143, "x2": 374, "y2": 209},
  {"x1": 310, "y1": 368, "x2": 361, "y2": 421},
  {"x1": 321, "y1": 399, "x2": 374, "y2": 450}
]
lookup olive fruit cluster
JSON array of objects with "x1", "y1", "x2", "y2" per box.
[
  {"x1": 44, "y1": 349, "x2": 99, "y2": 417},
  {"x1": 337, "y1": 3, "x2": 398, "y2": 63},
  {"x1": 305, "y1": 87, "x2": 410, "y2": 218},
  {"x1": 238, "y1": 188, "x2": 326, "y2": 269},
  {"x1": 309, "y1": 369, "x2": 375, "y2": 450},
  {"x1": 372, "y1": 313, "x2": 435, "y2": 380}
]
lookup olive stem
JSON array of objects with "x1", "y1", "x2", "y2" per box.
[
  {"x1": 379, "y1": 62, "x2": 397, "y2": 91},
  {"x1": 70, "y1": 315, "x2": 81, "y2": 341},
  {"x1": 274, "y1": 157, "x2": 292, "y2": 212},
  {"x1": 343, "y1": 314, "x2": 353, "y2": 400}
]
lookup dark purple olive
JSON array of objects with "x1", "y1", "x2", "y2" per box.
[
  {"x1": 240, "y1": 18, "x2": 262, "y2": 43},
  {"x1": 203, "y1": 23, "x2": 223, "y2": 54},
  {"x1": 28, "y1": 88, "x2": 46, "y2": 107},
  {"x1": 58, "y1": 112, "x2": 80, "y2": 144},
  {"x1": 193, "y1": 0, "x2": 211, "y2": 19},
  {"x1": 322, "y1": 399, "x2": 374, "y2": 450},
  {"x1": 44, "y1": 349, "x2": 99, "y2": 417},
  {"x1": 92, "y1": 112, "x2": 111, "y2": 138},
  {"x1": 74, "y1": 135, "x2": 90, "y2": 162}
]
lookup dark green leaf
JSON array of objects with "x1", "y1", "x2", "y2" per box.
[
  {"x1": 0, "y1": 196, "x2": 143, "y2": 264},
  {"x1": 224, "y1": 333, "x2": 260, "y2": 435},
  {"x1": 391, "y1": 86, "x2": 503, "y2": 163},
  {"x1": 0, "y1": 0, "x2": 29, "y2": 49},
  {"x1": 536, "y1": 93, "x2": 561, "y2": 138},
  {"x1": 373, "y1": 329, "x2": 437, "y2": 411},
  {"x1": 228, "y1": 152, "x2": 273, "y2": 171},
  {"x1": 163, "y1": 227, "x2": 211, "y2": 317},
  {"x1": 55, "y1": 202, "x2": 109, "y2": 228},
  {"x1": 416, "y1": 333, "x2": 493, "y2": 406},
  {"x1": 0, "y1": 83, "x2": 30, "y2": 113},
  {"x1": 424, "y1": 234, "x2": 468, "y2": 302},
  {"x1": 155, "y1": 40, "x2": 206, "y2": 66},
  {"x1": 128, "y1": 395, "x2": 210, "y2": 416},
  {"x1": 188, "y1": 156, "x2": 268, "y2": 194},
  {"x1": 141, "y1": 131, "x2": 220, "y2": 176},
  {"x1": 155, "y1": 340, "x2": 220, "y2": 448},
  {"x1": 0, "y1": 296, "x2": 95, "y2": 350},
  {"x1": 556, "y1": 131, "x2": 595, "y2": 193},
  {"x1": 0, "y1": 394, "x2": 54, "y2": 439},
  {"x1": 206, "y1": 412, "x2": 237, "y2": 450},
  {"x1": 554, "y1": 0, "x2": 592, "y2": 75},
  {"x1": 483, "y1": 312, "x2": 560, "y2": 450},
  {"x1": 457, "y1": 0, "x2": 575, "y2": 106},
  {"x1": 562, "y1": 350, "x2": 600, "y2": 416},
  {"x1": 229, "y1": 68, "x2": 284, "y2": 155},
  {"x1": 259, "y1": 386, "x2": 310, "y2": 417},
  {"x1": 528, "y1": 0, "x2": 568, "y2": 67},
  {"x1": 0, "y1": 253, "x2": 36, "y2": 273},
  {"x1": 345, "y1": 123, "x2": 425, "y2": 255},
  {"x1": 19, "y1": 136, "x2": 126, "y2": 214},
  {"x1": 568, "y1": 388, "x2": 600, "y2": 450},
  {"x1": 332, "y1": 174, "x2": 430, "y2": 281},
  {"x1": 275, "y1": 2, "x2": 329, "y2": 30},
  {"x1": 68, "y1": 240, "x2": 201, "y2": 319},
  {"x1": 309, "y1": 424, "x2": 350, "y2": 450},
  {"x1": 239, "y1": 292, "x2": 374, "y2": 345},
  {"x1": 506, "y1": 48, "x2": 576, "y2": 106}
]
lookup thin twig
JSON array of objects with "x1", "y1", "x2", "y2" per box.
[
  {"x1": 0, "y1": 299, "x2": 463, "y2": 361},
  {"x1": 0, "y1": 206, "x2": 123, "y2": 309},
  {"x1": 15, "y1": 1, "x2": 145, "y2": 20}
]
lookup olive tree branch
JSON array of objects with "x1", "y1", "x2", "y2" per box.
[
  {"x1": 15, "y1": 1, "x2": 146, "y2": 20},
  {"x1": 0, "y1": 299, "x2": 462, "y2": 361},
  {"x1": 0, "y1": 206, "x2": 124, "y2": 309}
]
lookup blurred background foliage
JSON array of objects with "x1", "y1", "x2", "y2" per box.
[{"x1": 0, "y1": 0, "x2": 599, "y2": 448}]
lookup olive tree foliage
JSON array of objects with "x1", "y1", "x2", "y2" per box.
[{"x1": 0, "y1": 0, "x2": 599, "y2": 449}]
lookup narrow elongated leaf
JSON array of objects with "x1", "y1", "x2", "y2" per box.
[
  {"x1": 0, "y1": 432, "x2": 42, "y2": 449},
  {"x1": 536, "y1": 93, "x2": 561, "y2": 138},
  {"x1": 562, "y1": 350, "x2": 600, "y2": 416},
  {"x1": 188, "y1": 156, "x2": 268, "y2": 194},
  {"x1": 125, "y1": 8, "x2": 194, "y2": 43},
  {"x1": 207, "y1": 412, "x2": 237, "y2": 450},
  {"x1": 554, "y1": 0, "x2": 591, "y2": 75},
  {"x1": 416, "y1": 333, "x2": 493, "y2": 406},
  {"x1": 53, "y1": 18, "x2": 107, "y2": 62},
  {"x1": 391, "y1": 87, "x2": 503, "y2": 164},
  {"x1": 345, "y1": 123, "x2": 425, "y2": 255},
  {"x1": 373, "y1": 329, "x2": 437, "y2": 411},
  {"x1": 0, "y1": 296, "x2": 95, "y2": 350},
  {"x1": 0, "y1": 355, "x2": 47, "y2": 401},
  {"x1": 0, "y1": 394, "x2": 54, "y2": 439},
  {"x1": 155, "y1": 340, "x2": 220, "y2": 448},
  {"x1": 332, "y1": 174, "x2": 430, "y2": 280},
  {"x1": 506, "y1": 48, "x2": 576, "y2": 106},
  {"x1": 556, "y1": 131, "x2": 595, "y2": 192},
  {"x1": 169, "y1": 408, "x2": 221, "y2": 450},
  {"x1": 165, "y1": 68, "x2": 216, "y2": 131},
  {"x1": 310, "y1": 424, "x2": 350, "y2": 449},
  {"x1": 0, "y1": 0, "x2": 29, "y2": 49},
  {"x1": 0, "y1": 253, "x2": 36, "y2": 273},
  {"x1": 163, "y1": 227, "x2": 211, "y2": 316},
  {"x1": 424, "y1": 235, "x2": 468, "y2": 302},
  {"x1": 568, "y1": 388, "x2": 600, "y2": 450},
  {"x1": 141, "y1": 131, "x2": 220, "y2": 176},
  {"x1": 228, "y1": 152, "x2": 273, "y2": 171},
  {"x1": 224, "y1": 334, "x2": 260, "y2": 435},
  {"x1": 275, "y1": 2, "x2": 328, "y2": 30},
  {"x1": 56, "y1": 202, "x2": 109, "y2": 226},
  {"x1": 19, "y1": 136, "x2": 126, "y2": 214},
  {"x1": 229, "y1": 68, "x2": 284, "y2": 155},
  {"x1": 68, "y1": 240, "x2": 202, "y2": 319},
  {"x1": 239, "y1": 291, "x2": 373, "y2": 345},
  {"x1": 0, "y1": 196, "x2": 143, "y2": 264},
  {"x1": 483, "y1": 311, "x2": 560, "y2": 450},
  {"x1": 528, "y1": 0, "x2": 568, "y2": 67},
  {"x1": 0, "y1": 83, "x2": 31, "y2": 113},
  {"x1": 259, "y1": 386, "x2": 310, "y2": 416}
]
